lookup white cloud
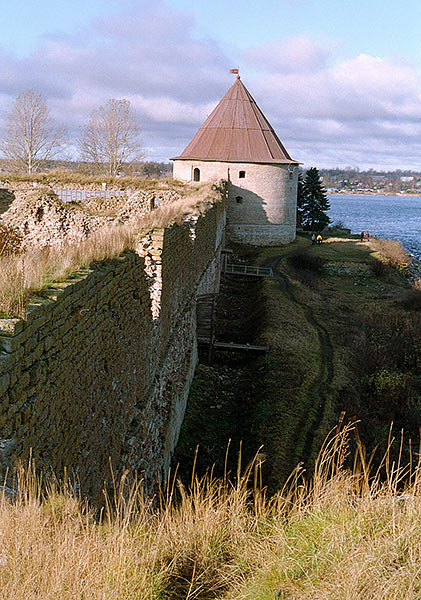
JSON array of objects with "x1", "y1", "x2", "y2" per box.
[
  {"x1": 1, "y1": 8, "x2": 421, "y2": 168},
  {"x1": 245, "y1": 36, "x2": 332, "y2": 73}
]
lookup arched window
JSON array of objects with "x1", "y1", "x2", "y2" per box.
[
  {"x1": 235, "y1": 196, "x2": 243, "y2": 204},
  {"x1": 193, "y1": 167, "x2": 201, "y2": 182},
  {"x1": 239, "y1": 170, "x2": 246, "y2": 178}
]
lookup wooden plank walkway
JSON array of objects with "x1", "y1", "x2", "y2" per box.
[
  {"x1": 214, "y1": 341, "x2": 269, "y2": 352},
  {"x1": 224, "y1": 263, "x2": 273, "y2": 277}
]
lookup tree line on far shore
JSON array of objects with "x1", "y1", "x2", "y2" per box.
[{"x1": 0, "y1": 90, "x2": 143, "y2": 177}]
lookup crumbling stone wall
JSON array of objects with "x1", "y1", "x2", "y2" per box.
[
  {"x1": 0, "y1": 187, "x2": 182, "y2": 250},
  {"x1": 0, "y1": 189, "x2": 15, "y2": 215},
  {"x1": 0, "y1": 201, "x2": 226, "y2": 503}
]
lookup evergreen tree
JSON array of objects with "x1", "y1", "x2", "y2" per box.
[
  {"x1": 301, "y1": 167, "x2": 331, "y2": 230},
  {"x1": 296, "y1": 171, "x2": 305, "y2": 228}
]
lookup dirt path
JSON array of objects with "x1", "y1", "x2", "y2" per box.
[{"x1": 264, "y1": 255, "x2": 335, "y2": 463}]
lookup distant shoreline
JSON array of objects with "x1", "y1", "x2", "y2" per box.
[{"x1": 328, "y1": 191, "x2": 421, "y2": 198}]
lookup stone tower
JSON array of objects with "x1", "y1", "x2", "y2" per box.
[{"x1": 171, "y1": 76, "x2": 300, "y2": 246}]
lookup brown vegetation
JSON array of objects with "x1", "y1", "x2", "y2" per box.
[
  {"x1": 0, "y1": 171, "x2": 185, "y2": 191},
  {"x1": 0, "y1": 425, "x2": 420, "y2": 599},
  {"x1": 370, "y1": 236, "x2": 411, "y2": 270}
]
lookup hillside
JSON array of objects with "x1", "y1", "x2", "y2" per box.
[{"x1": 175, "y1": 230, "x2": 421, "y2": 492}]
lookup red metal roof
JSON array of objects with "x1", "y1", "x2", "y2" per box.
[{"x1": 172, "y1": 77, "x2": 298, "y2": 164}]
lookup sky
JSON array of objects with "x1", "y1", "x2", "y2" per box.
[{"x1": 1, "y1": 0, "x2": 421, "y2": 169}]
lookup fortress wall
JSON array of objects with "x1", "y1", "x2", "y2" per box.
[
  {"x1": 0, "y1": 201, "x2": 225, "y2": 502},
  {"x1": 173, "y1": 160, "x2": 297, "y2": 245},
  {"x1": 0, "y1": 189, "x2": 15, "y2": 215}
]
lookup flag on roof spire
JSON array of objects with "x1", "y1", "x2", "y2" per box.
[
  {"x1": 172, "y1": 77, "x2": 298, "y2": 164},
  {"x1": 230, "y1": 68, "x2": 239, "y2": 74}
]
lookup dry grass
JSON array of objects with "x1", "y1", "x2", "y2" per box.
[
  {"x1": 370, "y1": 237, "x2": 411, "y2": 270},
  {"x1": 0, "y1": 424, "x2": 420, "y2": 599},
  {"x1": 0, "y1": 171, "x2": 186, "y2": 191},
  {"x1": 0, "y1": 182, "x2": 225, "y2": 317}
]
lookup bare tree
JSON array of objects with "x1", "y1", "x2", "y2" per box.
[
  {"x1": 79, "y1": 99, "x2": 143, "y2": 177},
  {"x1": 0, "y1": 90, "x2": 67, "y2": 174}
]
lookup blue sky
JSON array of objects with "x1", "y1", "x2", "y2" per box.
[{"x1": 1, "y1": 0, "x2": 421, "y2": 169}]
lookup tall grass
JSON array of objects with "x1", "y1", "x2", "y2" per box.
[
  {"x1": 0, "y1": 183, "x2": 224, "y2": 318},
  {"x1": 0, "y1": 423, "x2": 420, "y2": 599},
  {"x1": 0, "y1": 171, "x2": 189, "y2": 191},
  {"x1": 370, "y1": 237, "x2": 411, "y2": 270}
]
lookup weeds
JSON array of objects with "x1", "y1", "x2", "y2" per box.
[
  {"x1": 399, "y1": 288, "x2": 421, "y2": 311},
  {"x1": 371, "y1": 237, "x2": 411, "y2": 270},
  {"x1": 0, "y1": 171, "x2": 186, "y2": 191},
  {"x1": 0, "y1": 425, "x2": 421, "y2": 599}
]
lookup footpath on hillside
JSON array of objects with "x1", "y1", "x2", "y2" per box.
[{"x1": 174, "y1": 230, "x2": 421, "y2": 492}]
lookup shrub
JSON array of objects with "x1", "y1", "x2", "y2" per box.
[
  {"x1": 370, "y1": 259, "x2": 388, "y2": 277},
  {"x1": 288, "y1": 248, "x2": 325, "y2": 273},
  {"x1": 399, "y1": 289, "x2": 421, "y2": 311},
  {"x1": 371, "y1": 237, "x2": 411, "y2": 270}
]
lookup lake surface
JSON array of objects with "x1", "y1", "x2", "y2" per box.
[{"x1": 328, "y1": 194, "x2": 421, "y2": 261}]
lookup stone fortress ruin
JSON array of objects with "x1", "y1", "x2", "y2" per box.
[
  {"x1": 0, "y1": 78, "x2": 298, "y2": 501},
  {"x1": 172, "y1": 76, "x2": 299, "y2": 246}
]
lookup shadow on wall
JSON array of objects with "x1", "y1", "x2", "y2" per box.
[
  {"x1": 0, "y1": 190, "x2": 15, "y2": 215},
  {"x1": 228, "y1": 184, "x2": 286, "y2": 225}
]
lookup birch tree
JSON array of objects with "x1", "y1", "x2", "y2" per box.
[
  {"x1": 0, "y1": 90, "x2": 67, "y2": 174},
  {"x1": 79, "y1": 99, "x2": 142, "y2": 177}
]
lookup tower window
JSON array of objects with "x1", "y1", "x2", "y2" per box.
[
  {"x1": 289, "y1": 171, "x2": 293, "y2": 180},
  {"x1": 239, "y1": 170, "x2": 246, "y2": 178},
  {"x1": 193, "y1": 167, "x2": 200, "y2": 182},
  {"x1": 235, "y1": 196, "x2": 243, "y2": 204}
]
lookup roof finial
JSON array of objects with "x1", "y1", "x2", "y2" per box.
[{"x1": 230, "y1": 67, "x2": 240, "y2": 79}]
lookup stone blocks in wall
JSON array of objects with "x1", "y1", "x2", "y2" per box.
[
  {"x1": 173, "y1": 160, "x2": 297, "y2": 246},
  {"x1": 0, "y1": 201, "x2": 226, "y2": 503}
]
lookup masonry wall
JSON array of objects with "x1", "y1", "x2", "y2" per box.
[
  {"x1": 173, "y1": 159, "x2": 297, "y2": 245},
  {"x1": 0, "y1": 201, "x2": 226, "y2": 503}
]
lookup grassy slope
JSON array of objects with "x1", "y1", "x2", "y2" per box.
[
  {"x1": 177, "y1": 231, "x2": 420, "y2": 494},
  {"x1": 254, "y1": 231, "x2": 420, "y2": 489}
]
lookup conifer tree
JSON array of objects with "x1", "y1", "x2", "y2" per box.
[
  {"x1": 301, "y1": 167, "x2": 331, "y2": 230},
  {"x1": 296, "y1": 171, "x2": 305, "y2": 228}
]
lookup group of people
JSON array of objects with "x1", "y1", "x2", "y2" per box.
[
  {"x1": 311, "y1": 233, "x2": 323, "y2": 245},
  {"x1": 360, "y1": 231, "x2": 370, "y2": 241}
]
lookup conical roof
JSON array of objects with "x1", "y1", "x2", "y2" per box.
[{"x1": 172, "y1": 77, "x2": 298, "y2": 164}]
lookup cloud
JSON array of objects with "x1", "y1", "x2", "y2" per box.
[
  {"x1": 242, "y1": 41, "x2": 421, "y2": 168},
  {"x1": 1, "y1": 7, "x2": 421, "y2": 168},
  {"x1": 0, "y1": 0, "x2": 232, "y2": 160},
  {"x1": 245, "y1": 36, "x2": 332, "y2": 73}
]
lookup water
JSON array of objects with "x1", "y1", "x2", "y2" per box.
[{"x1": 328, "y1": 194, "x2": 421, "y2": 261}]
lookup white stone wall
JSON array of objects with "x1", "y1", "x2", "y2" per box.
[{"x1": 173, "y1": 159, "x2": 297, "y2": 246}]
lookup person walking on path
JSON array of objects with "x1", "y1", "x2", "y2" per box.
[
  {"x1": 311, "y1": 233, "x2": 316, "y2": 245},
  {"x1": 361, "y1": 231, "x2": 365, "y2": 241},
  {"x1": 317, "y1": 234, "x2": 323, "y2": 245}
]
